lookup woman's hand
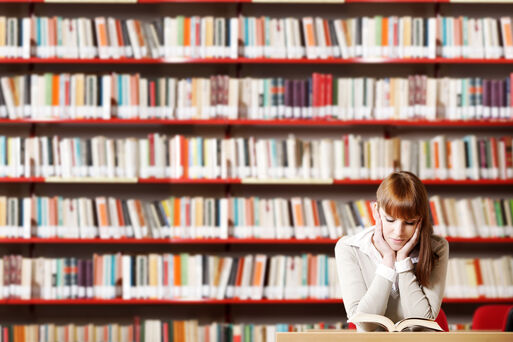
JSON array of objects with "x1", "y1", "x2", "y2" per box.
[
  {"x1": 372, "y1": 207, "x2": 396, "y2": 268},
  {"x1": 396, "y1": 219, "x2": 421, "y2": 261}
]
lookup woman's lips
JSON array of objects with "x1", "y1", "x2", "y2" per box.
[{"x1": 390, "y1": 238, "x2": 404, "y2": 244}]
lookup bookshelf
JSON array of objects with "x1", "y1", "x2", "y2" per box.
[
  {"x1": 4, "y1": 237, "x2": 513, "y2": 243},
  {"x1": 1, "y1": 119, "x2": 513, "y2": 127},
  {"x1": 5, "y1": 58, "x2": 513, "y2": 63},
  {"x1": 0, "y1": 0, "x2": 512, "y2": 336},
  {"x1": 0, "y1": 298, "x2": 512, "y2": 305}
]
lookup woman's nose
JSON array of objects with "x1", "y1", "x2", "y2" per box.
[{"x1": 393, "y1": 222, "x2": 405, "y2": 235}]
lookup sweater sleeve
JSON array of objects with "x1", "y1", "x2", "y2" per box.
[
  {"x1": 335, "y1": 239, "x2": 393, "y2": 331},
  {"x1": 397, "y1": 237, "x2": 449, "y2": 319}
]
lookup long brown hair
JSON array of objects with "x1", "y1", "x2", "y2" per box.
[{"x1": 376, "y1": 171, "x2": 436, "y2": 287}]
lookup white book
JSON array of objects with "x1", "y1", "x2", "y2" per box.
[
  {"x1": 500, "y1": 17, "x2": 513, "y2": 59},
  {"x1": 126, "y1": 20, "x2": 141, "y2": 59},
  {"x1": 216, "y1": 257, "x2": 233, "y2": 300}
]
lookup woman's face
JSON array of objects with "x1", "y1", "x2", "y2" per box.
[{"x1": 377, "y1": 205, "x2": 420, "y2": 251}]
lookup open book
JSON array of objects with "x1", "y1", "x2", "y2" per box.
[{"x1": 348, "y1": 312, "x2": 443, "y2": 332}]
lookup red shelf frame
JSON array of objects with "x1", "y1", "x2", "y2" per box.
[
  {"x1": 0, "y1": 177, "x2": 512, "y2": 185},
  {"x1": 0, "y1": 237, "x2": 512, "y2": 244},
  {"x1": 2, "y1": 58, "x2": 513, "y2": 64},
  {"x1": 0, "y1": 177, "x2": 45, "y2": 183},
  {"x1": 0, "y1": 118, "x2": 511, "y2": 127},
  {"x1": 332, "y1": 179, "x2": 513, "y2": 186},
  {"x1": 138, "y1": 178, "x2": 241, "y2": 184},
  {"x1": 0, "y1": 298, "x2": 511, "y2": 305}
]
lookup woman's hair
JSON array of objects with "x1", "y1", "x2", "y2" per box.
[{"x1": 376, "y1": 171, "x2": 436, "y2": 287}]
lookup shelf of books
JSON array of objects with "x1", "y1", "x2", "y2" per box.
[
  {"x1": 2, "y1": 238, "x2": 513, "y2": 244},
  {"x1": 1, "y1": 119, "x2": 513, "y2": 127},
  {"x1": 0, "y1": 298, "x2": 512, "y2": 305},
  {"x1": 6, "y1": 58, "x2": 513, "y2": 64},
  {"x1": 0, "y1": 0, "x2": 512, "y2": 336}
]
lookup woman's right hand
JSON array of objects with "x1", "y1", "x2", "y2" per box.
[{"x1": 372, "y1": 205, "x2": 396, "y2": 268}]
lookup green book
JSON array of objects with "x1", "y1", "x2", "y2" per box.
[
  {"x1": 494, "y1": 199, "x2": 504, "y2": 230},
  {"x1": 177, "y1": 16, "x2": 184, "y2": 48},
  {"x1": 181, "y1": 253, "x2": 188, "y2": 289},
  {"x1": 45, "y1": 73, "x2": 53, "y2": 107},
  {"x1": 168, "y1": 319, "x2": 174, "y2": 342}
]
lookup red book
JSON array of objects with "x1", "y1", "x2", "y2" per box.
[
  {"x1": 490, "y1": 137, "x2": 499, "y2": 171},
  {"x1": 148, "y1": 133, "x2": 155, "y2": 168},
  {"x1": 364, "y1": 200, "x2": 375, "y2": 226},
  {"x1": 195, "y1": 17, "x2": 201, "y2": 51},
  {"x1": 115, "y1": 199, "x2": 125, "y2": 227},
  {"x1": 163, "y1": 256, "x2": 169, "y2": 288},
  {"x1": 429, "y1": 200, "x2": 439, "y2": 227},
  {"x1": 319, "y1": 74, "x2": 326, "y2": 115},
  {"x1": 234, "y1": 256, "x2": 245, "y2": 298},
  {"x1": 185, "y1": 198, "x2": 191, "y2": 227},
  {"x1": 150, "y1": 80, "x2": 156, "y2": 109},
  {"x1": 65, "y1": 76, "x2": 70, "y2": 109},
  {"x1": 134, "y1": 316, "x2": 141, "y2": 342},
  {"x1": 322, "y1": 19, "x2": 332, "y2": 54},
  {"x1": 473, "y1": 259, "x2": 484, "y2": 294},
  {"x1": 181, "y1": 136, "x2": 189, "y2": 178},
  {"x1": 115, "y1": 19, "x2": 125, "y2": 49},
  {"x1": 163, "y1": 322, "x2": 169, "y2": 342},
  {"x1": 325, "y1": 74, "x2": 333, "y2": 117},
  {"x1": 311, "y1": 200, "x2": 320, "y2": 229}
]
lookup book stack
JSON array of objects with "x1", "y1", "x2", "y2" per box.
[
  {"x1": 0, "y1": 253, "x2": 339, "y2": 300},
  {"x1": 2, "y1": 194, "x2": 512, "y2": 241},
  {"x1": 430, "y1": 196, "x2": 513, "y2": 238},
  {"x1": 446, "y1": 256, "x2": 513, "y2": 299},
  {"x1": 1, "y1": 253, "x2": 512, "y2": 301},
  {"x1": 1, "y1": 73, "x2": 513, "y2": 121},
  {"x1": 0, "y1": 195, "x2": 375, "y2": 240},
  {"x1": 0, "y1": 319, "x2": 346, "y2": 342},
  {"x1": 0, "y1": 134, "x2": 509, "y2": 181},
  {"x1": 1, "y1": 15, "x2": 513, "y2": 60}
]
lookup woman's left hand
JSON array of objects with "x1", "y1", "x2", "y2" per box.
[{"x1": 396, "y1": 220, "x2": 421, "y2": 261}]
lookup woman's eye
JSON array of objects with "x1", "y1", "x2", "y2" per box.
[
  {"x1": 386, "y1": 218, "x2": 395, "y2": 223},
  {"x1": 406, "y1": 222, "x2": 415, "y2": 225}
]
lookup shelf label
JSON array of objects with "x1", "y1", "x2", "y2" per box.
[
  {"x1": 252, "y1": 0, "x2": 344, "y2": 3},
  {"x1": 45, "y1": 0, "x2": 137, "y2": 3},
  {"x1": 241, "y1": 178, "x2": 333, "y2": 184},
  {"x1": 46, "y1": 177, "x2": 138, "y2": 183},
  {"x1": 450, "y1": 0, "x2": 513, "y2": 2}
]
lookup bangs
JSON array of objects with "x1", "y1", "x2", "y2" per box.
[
  {"x1": 377, "y1": 173, "x2": 424, "y2": 220},
  {"x1": 380, "y1": 196, "x2": 421, "y2": 221}
]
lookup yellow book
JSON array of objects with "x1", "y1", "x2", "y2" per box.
[
  {"x1": 0, "y1": 18, "x2": 6, "y2": 52},
  {"x1": 195, "y1": 197, "x2": 203, "y2": 237},
  {"x1": 205, "y1": 17, "x2": 214, "y2": 58},
  {"x1": 149, "y1": 254, "x2": 158, "y2": 299}
]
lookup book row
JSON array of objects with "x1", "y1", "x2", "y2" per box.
[
  {"x1": 446, "y1": 257, "x2": 513, "y2": 299},
  {"x1": 0, "y1": 195, "x2": 512, "y2": 240},
  {"x1": 0, "y1": 253, "x2": 340, "y2": 300},
  {"x1": 3, "y1": 73, "x2": 513, "y2": 121},
  {"x1": 0, "y1": 134, "x2": 511, "y2": 181},
  {"x1": 2, "y1": 253, "x2": 513, "y2": 301},
  {"x1": 2, "y1": 15, "x2": 513, "y2": 60},
  {"x1": 0, "y1": 319, "x2": 346, "y2": 342}
]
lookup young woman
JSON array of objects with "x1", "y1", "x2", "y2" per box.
[{"x1": 335, "y1": 171, "x2": 449, "y2": 331}]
